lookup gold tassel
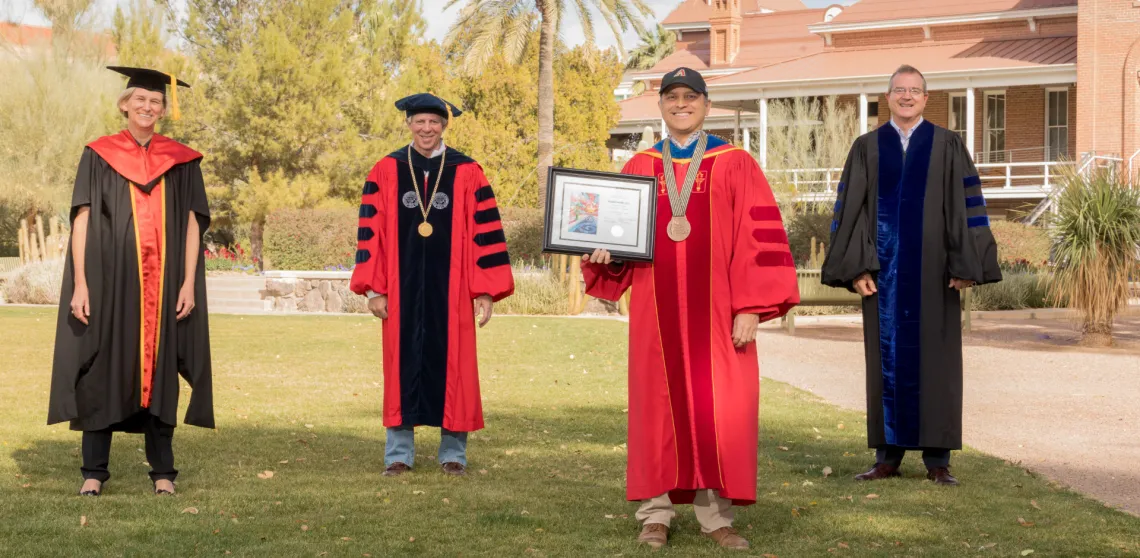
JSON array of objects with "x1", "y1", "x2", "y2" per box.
[{"x1": 170, "y1": 73, "x2": 181, "y2": 121}]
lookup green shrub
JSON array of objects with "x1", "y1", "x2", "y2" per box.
[
  {"x1": 784, "y1": 209, "x2": 833, "y2": 267},
  {"x1": 495, "y1": 266, "x2": 569, "y2": 315},
  {"x1": 990, "y1": 219, "x2": 1051, "y2": 271},
  {"x1": 971, "y1": 272, "x2": 1056, "y2": 311},
  {"x1": 3, "y1": 259, "x2": 64, "y2": 304},
  {"x1": 264, "y1": 208, "x2": 357, "y2": 271},
  {"x1": 501, "y1": 207, "x2": 546, "y2": 267}
]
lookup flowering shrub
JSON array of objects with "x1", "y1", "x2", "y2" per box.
[
  {"x1": 264, "y1": 208, "x2": 357, "y2": 271},
  {"x1": 205, "y1": 241, "x2": 259, "y2": 273},
  {"x1": 989, "y1": 220, "x2": 1051, "y2": 271}
]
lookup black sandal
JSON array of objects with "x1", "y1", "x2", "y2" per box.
[
  {"x1": 79, "y1": 480, "x2": 103, "y2": 496},
  {"x1": 153, "y1": 480, "x2": 175, "y2": 496}
]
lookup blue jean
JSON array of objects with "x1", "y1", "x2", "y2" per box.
[{"x1": 384, "y1": 426, "x2": 468, "y2": 468}]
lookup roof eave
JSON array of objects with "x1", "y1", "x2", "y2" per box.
[{"x1": 807, "y1": 5, "x2": 1078, "y2": 35}]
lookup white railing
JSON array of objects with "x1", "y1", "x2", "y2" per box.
[
  {"x1": 767, "y1": 161, "x2": 1072, "y2": 196},
  {"x1": 1129, "y1": 148, "x2": 1140, "y2": 187},
  {"x1": 1024, "y1": 153, "x2": 1125, "y2": 225}
]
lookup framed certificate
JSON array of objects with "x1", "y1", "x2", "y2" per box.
[{"x1": 542, "y1": 166, "x2": 658, "y2": 262}]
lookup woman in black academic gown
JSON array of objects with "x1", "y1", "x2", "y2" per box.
[{"x1": 48, "y1": 66, "x2": 214, "y2": 496}]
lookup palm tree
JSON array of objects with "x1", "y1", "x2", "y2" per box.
[
  {"x1": 625, "y1": 23, "x2": 675, "y2": 71},
  {"x1": 444, "y1": 0, "x2": 651, "y2": 210},
  {"x1": 1048, "y1": 166, "x2": 1140, "y2": 346}
]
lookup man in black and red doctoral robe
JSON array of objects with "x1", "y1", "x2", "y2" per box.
[
  {"x1": 582, "y1": 68, "x2": 800, "y2": 550},
  {"x1": 350, "y1": 94, "x2": 514, "y2": 477},
  {"x1": 822, "y1": 65, "x2": 1001, "y2": 487},
  {"x1": 49, "y1": 66, "x2": 213, "y2": 497}
]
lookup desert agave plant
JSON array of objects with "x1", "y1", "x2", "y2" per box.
[{"x1": 1048, "y1": 166, "x2": 1140, "y2": 346}]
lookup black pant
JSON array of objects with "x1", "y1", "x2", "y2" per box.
[
  {"x1": 876, "y1": 445, "x2": 951, "y2": 469},
  {"x1": 81, "y1": 415, "x2": 177, "y2": 483}
]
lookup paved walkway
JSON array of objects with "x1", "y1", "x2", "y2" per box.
[{"x1": 756, "y1": 315, "x2": 1140, "y2": 515}]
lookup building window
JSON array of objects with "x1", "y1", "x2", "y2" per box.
[
  {"x1": 1046, "y1": 89, "x2": 1069, "y2": 161},
  {"x1": 983, "y1": 92, "x2": 1006, "y2": 163},
  {"x1": 949, "y1": 93, "x2": 967, "y2": 140}
]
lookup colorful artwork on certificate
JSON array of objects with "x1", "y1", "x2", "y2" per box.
[{"x1": 567, "y1": 192, "x2": 600, "y2": 235}]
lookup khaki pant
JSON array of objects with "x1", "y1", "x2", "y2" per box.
[{"x1": 635, "y1": 490, "x2": 734, "y2": 533}]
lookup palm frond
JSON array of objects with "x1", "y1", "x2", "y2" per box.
[
  {"x1": 573, "y1": 0, "x2": 597, "y2": 48},
  {"x1": 502, "y1": 9, "x2": 533, "y2": 63}
]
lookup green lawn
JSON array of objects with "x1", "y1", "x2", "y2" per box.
[{"x1": 0, "y1": 307, "x2": 1136, "y2": 557}]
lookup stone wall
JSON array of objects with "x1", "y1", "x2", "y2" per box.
[{"x1": 262, "y1": 271, "x2": 368, "y2": 314}]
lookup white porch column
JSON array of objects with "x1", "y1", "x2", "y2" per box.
[
  {"x1": 965, "y1": 87, "x2": 976, "y2": 160},
  {"x1": 758, "y1": 97, "x2": 768, "y2": 168},
  {"x1": 859, "y1": 93, "x2": 869, "y2": 135},
  {"x1": 661, "y1": 118, "x2": 667, "y2": 143},
  {"x1": 734, "y1": 109, "x2": 742, "y2": 145},
  {"x1": 743, "y1": 127, "x2": 751, "y2": 153}
]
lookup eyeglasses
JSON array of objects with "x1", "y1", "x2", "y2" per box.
[{"x1": 891, "y1": 87, "x2": 926, "y2": 96}]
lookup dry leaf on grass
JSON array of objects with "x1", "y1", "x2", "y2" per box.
[
  {"x1": 257, "y1": 471, "x2": 274, "y2": 480},
  {"x1": 777, "y1": 446, "x2": 790, "y2": 451},
  {"x1": 865, "y1": 494, "x2": 880, "y2": 500},
  {"x1": 408, "y1": 537, "x2": 415, "y2": 542},
  {"x1": 762, "y1": 554, "x2": 778, "y2": 558},
  {"x1": 1017, "y1": 517, "x2": 1035, "y2": 527},
  {"x1": 838, "y1": 542, "x2": 849, "y2": 549},
  {"x1": 442, "y1": 498, "x2": 450, "y2": 504},
  {"x1": 1030, "y1": 500, "x2": 1041, "y2": 510},
  {"x1": 1020, "y1": 551, "x2": 1035, "y2": 556},
  {"x1": 823, "y1": 467, "x2": 833, "y2": 478},
  {"x1": 279, "y1": 460, "x2": 289, "y2": 464},
  {"x1": 341, "y1": 537, "x2": 352, "y2": 541},
  {"x1": 181, "y1": 507, "x2": 199, "y2": 515},
  {"x1": 301, "y1": 525, "x2": 310, "y2": 532},
  {"x1": 80, "y1": 515, "x2": 88, "y2": 527},
  {"x1": 412, "y1": 490, "x2": 425, "y2": 495},
  {"x1": 478, "y1": 469, "x2": 488, "y2": 475}
]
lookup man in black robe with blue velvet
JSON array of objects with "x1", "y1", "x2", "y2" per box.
[{"x1": 821, "y1": 65, "x2": 1001, "y2": 486}]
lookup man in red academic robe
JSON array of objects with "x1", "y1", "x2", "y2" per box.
[
  {"x1": 49, "y1": 66, "x2": 214, "y2": 497},
  {"x1": 350, "y1": 94, "x2": 514, "y2": 477},
  {"x1": 583, "y1": 68, "x2": 799, "y2": 550}
]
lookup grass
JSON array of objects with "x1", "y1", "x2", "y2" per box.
[{"x1": 0, "y1": 307, "x2": 1137, "y2": 556}]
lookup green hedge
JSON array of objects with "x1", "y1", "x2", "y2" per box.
[
  {"x1": 264, "y1": 208, "x2": 357, "y2": 271},
  {"x1": 972, "y1": 272, "x2": 1057, "y2": 311},
  {"x1": 501, "y1": 207, "x2": 545, "y2": 267}
]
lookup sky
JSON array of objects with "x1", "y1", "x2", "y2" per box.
[{"x1": 5, "y1": 0, "x2": 846, "y2": 53}]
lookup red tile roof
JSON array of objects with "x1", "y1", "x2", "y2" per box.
[
  {"x1": 752, "y1": 0, "x2": 809, "y2": 12},
  {"x1": 826, "y1": 0, "x2": 1076, "y2": 25},
  {"x1": 0, "y1": 23, "x2": 116, "y2": 56},
  {"x1": 662, "y1": 0, "x2": 713, "y2": 26},
  {"x1": 643, "y1": 9, "x2": 827, "y2": 74},
  {"x1": 709, "y1": 35, "x2": 1076, "y2": 86}
]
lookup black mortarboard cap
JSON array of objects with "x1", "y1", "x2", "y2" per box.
[
  {"x1": 394, "y1": 93, "x2": 463, "y2": 119},
  {"x1": 108, "y1": 66, "x2": 190, "y2": 92},
  {"x1": 659, "y1": 67, "x2": 707, "y2": 96}
]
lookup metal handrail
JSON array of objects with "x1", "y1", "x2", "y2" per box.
[
  {"x1": 766, "y1": 161, "x2": 1071, "y2": 192},
  {"x1": 1129, "y1": 148, "x2": 1140, "y2": 187}
]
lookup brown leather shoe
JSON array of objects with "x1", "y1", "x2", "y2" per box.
[
  {"x1": 638, "y1": 523, "x2": 668, "y2": 549},
  {"x1": 441, "y1": 462, "x2": 466, "y2": 476},
  {"x1": 927, "y1": 467, "x2": 960, "y2": 486},
  {"x1": 382, "y1": 462, "x2": 411, "y2": 477},
  {"x1": 705, "y1": 527, "x2": 749, "y2": 550},
  {"x1": 854, "y1": 463, "x2": 901, "y2": 481}
]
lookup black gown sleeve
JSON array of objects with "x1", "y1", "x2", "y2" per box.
[
  {"x1": 821, "y1": 136, "x2": 879, "y2": 292},
  {"x1": 175, "y1": 159, "x2": 215, "y2": 428},
  {"x1": 944, "y1": 134, "x2": 1002, "y2": 286},
  {"x1": 48, "y1": 148, "x2": 100, "y2": 425}
]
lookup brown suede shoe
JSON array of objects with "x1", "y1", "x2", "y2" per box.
[
  {"x1": 441, "y1": 462, "x2": 467, "y2": 476},
  {"x1": 927, "y1": 467, "x2": 960, "y2": 486},
  {"x1": 854, "y1": 463, "x2": 901, "y2": 481},
  {"x1": 705, "y1": 527, "x2": 749, "y2": 550},
  {"x1": 637, "y1": 523, "x2": 668, "y2": 549},
  {"x1": 382, "y1": 462, "x2": 411, "y2": 477}
]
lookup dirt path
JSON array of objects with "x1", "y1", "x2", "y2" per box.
[{"x1": 756, "y1": 316, "x2": 1140, "y2": 515}]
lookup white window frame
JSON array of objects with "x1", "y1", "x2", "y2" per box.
[
  {"x1": 982, "y1": 90, "x2": 1007, "y2": 164},
  {"x1": 1045, "y1": 87, "x2": 1070, "y2": 162},
  {"x1": 948, "y1": 92, "x2": 967, "y2": 139}
]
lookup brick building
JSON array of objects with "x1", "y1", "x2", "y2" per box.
[{"x1": 612, "y1": 0, "x2": 1140, "y2": 219}]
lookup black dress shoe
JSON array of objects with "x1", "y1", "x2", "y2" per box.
[
  {"x1": 927, "y1": 467, "x2": 960, "y2": 486},
  {"x1": 854, "y1": 463, "x2": 901, "y2": 481}
]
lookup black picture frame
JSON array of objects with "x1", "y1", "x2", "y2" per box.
[{"x1": 542, "y1": 166, "x2": 658, "y2": 262}]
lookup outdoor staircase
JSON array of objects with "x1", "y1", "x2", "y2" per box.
[{"x1": 205, "y1": 275, "x2": 270, "y2": 314}]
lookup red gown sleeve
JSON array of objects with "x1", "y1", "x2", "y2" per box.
[
  {"x1": 466, "y1": 164, "x2": 514, "y2": 302},
  {"x1": 349, "y1": 161, "x2": 388, "y2": 296},
  {"x1": 728, "y1": 152, "x2": 800, "y2": 322}
]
